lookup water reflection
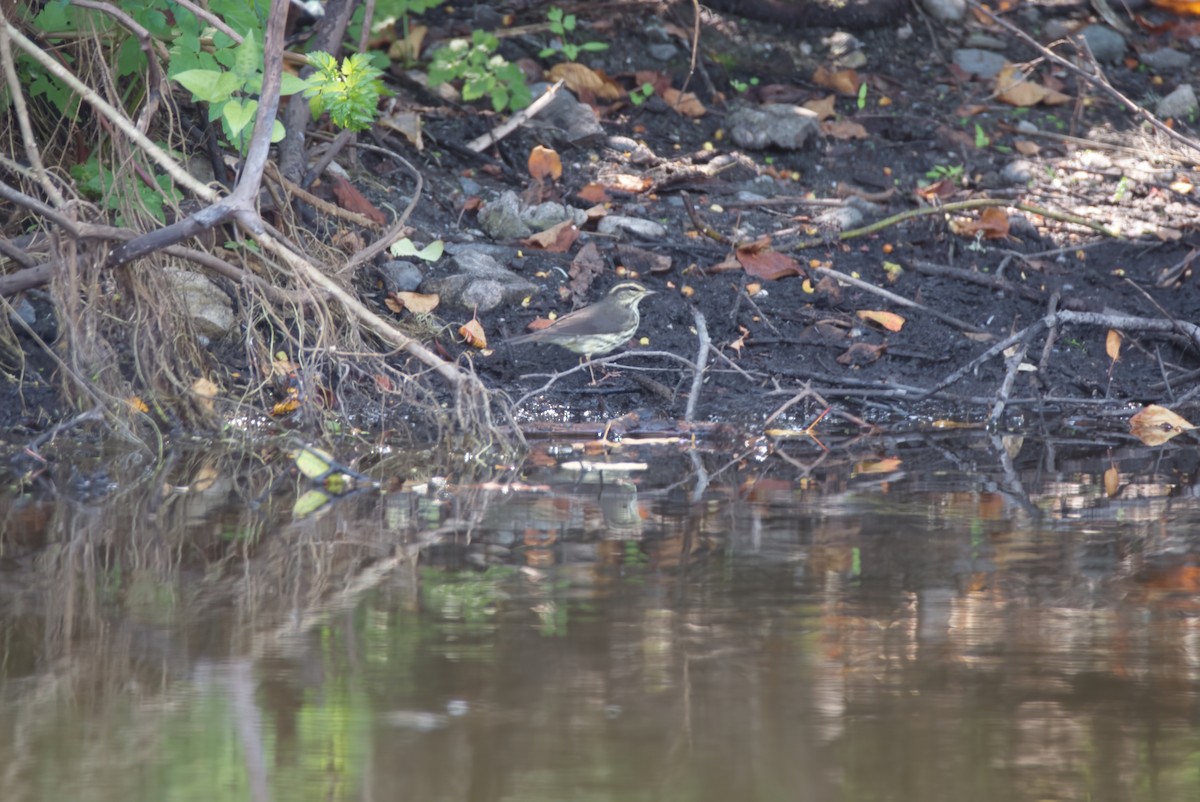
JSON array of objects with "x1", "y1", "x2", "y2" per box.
[{"x1": 3, "y1": 433, "x2": 1200, "y2": 801}]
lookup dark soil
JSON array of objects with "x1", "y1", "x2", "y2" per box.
[{"x1": 4, "y1": 0, "x2": 1200, "y2": 443}]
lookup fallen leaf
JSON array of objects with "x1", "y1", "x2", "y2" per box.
[
  {"x1": 459, "y1": 319, "x2": 488, "y2": 349},
  {"x1": 576, "y1": 183, "x2": 611, "y2": 203},
  {"x1": 1014, "y1": 139, "x2": 1040, "y2": 156},
  {"x1": 822, "y1": 119, "x2": 869, "y2": 140},
  {"x1": 523, "y1": 219, "x2": 579, "y2": 252},
  {"x1": 854, "y1": 457, "x2": 903, "y2": 474},
  {"x1": 377, "y1": 103, "x2": 423, "y2": 150},
  {"x1": 329, "y1": 175, "x2": 386, "y2": 225},
  {"x1": 1106, "y1": 329, "x2": 1122, "y2": 362},
  {"x1": 803, "y1": 94, "x2": 838, "y2": 120},
  {"x1": 857, "y1": 310, "x2": 905, "y2": 332},
  {"x1": 547, "y1": 62, "x2": 623, "y2": 100},
  {"x1": 1129, "y1": 404, "x2": 1195, "y2": 446},
  {"x1": 127, "y1": 395, "x2": 149, "y2": 414},
  {"x1": 617, "y1": 243, "x2": 672, "y2": 274},
  {"x1": 813, "y1": 65, "x2": 861, "y2": 95},
  {"x1": 736, "y1": 245, "x2": 803, "y2": 281},
  {"x1": 837, "y1": 341, "x2": 887, "y2": 365},
  {"x1": 1104, "y1": 465, "x2": 1120, "y2": 498},
  {"x1": 662, "y1": 86, "x2": 706, "y2": 117},
  {"x1": 601, "y1": 174, "x2": 653, "y2": 193},
  {"x1": 387, "y1": 23, "x2": 426, "y2": 62},
  {"x1": 391, "y1": 291, "x2": 440, "y2": 314},
  {"x1": 995, "y1": 63, "x2": 1071, "y2": 106},
  {"x1": 528, "y1": 144, "x2": 563, "y2": 181},
  {"x1": 916, "y1": 179, "x2": 958, "y2": 202},
  {"x1": 952, "y1": 207, "x2": 1011, "y2": 239},
  {"x1": 191, "y1": 377, "x2": 219, "y2": 413}
]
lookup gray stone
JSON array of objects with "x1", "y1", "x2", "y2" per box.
[
  {"x1": 521, "y1": 201, "x2": 587, "y2": 231},
  {"x1": 1077, "y1": 25, "x2": 1126, "y2": 63},
  {"x1": 378, "y1": 260, "x2": 423, "y2": 293},
  {"x1": 596, "y1": 215, "x2": 668, "y2": 240},
  {"x1": 1156, "y1": 85, "x2": 1198, "y2": 120},
  {"x1": 647, "y1": 43, "x2": 678, "y2": 61},
  {"x1": 421, "y1": 248, "x2": 539, "y2": 311},
  {"x1": 162, "y1": 267, "x2": 235, "y2": 338},
  {"x1": 919, "y1": 0, "x2": 966, "y2": 22},
  {"x1": 478, "y1": 190, "x2": 532, "y2": 240},
  {"x1": 953, "y1": 48, "x2": 1008, "y2": 80},
  {"x1": 1002, "y1": 159, "x2": 1037, "y2": 185},
  {"x1": 963, "y1": 33, "x2": 1007, "y2": 50},
  {"x1": 532, "y1": 84, "x2": 604, "y2": 145},
  {"x1": 727, "y1": 104, "x2": 819, "y2": 151},
  {"x1": 816, "y1": 205, "x2": 863, "y2": 233},
  {"x1": 1140, "y1": 48, "x2": 1191, "y2": 72}
]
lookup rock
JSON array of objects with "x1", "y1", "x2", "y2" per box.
[
  {"x1": 1077, "y1": 25, "x2": 1126, "y2": 63},
  {"x1": 919, "y1": 0, "x2": 966, "y2": 23},
  {"x1": 816, "y1": 205, "x2": 863, "y2": 233},
  {"x1": 953, "y1": 48, "x2": 1008, "y2": 80},
  {"x1": 1156, "y1": 85, "x2": 1198, "y2": 120},
  {"x1": 521, "y1": 201, "x2": 587, "y2": 231},
  {"x1": 648, "y1": 43, "x2": 678, "y2": 61},
  {"x1": 1002, "y1": 159, "x2": 1037, "y2": 185},
  {"x1": 162, "y1": 267, "x2": 235, "y2": 338},
  {"x1": 420, "y1": 249, "x2": 538, "y2": 311},
  {"x1": 478, "y1": 190, "x2": 532, "y2": 240},
  {"x1": 727, "y1": 104, "x2": 819, "y2": 150},
  {"x1": 596, "y1": 215, "x2": 668, "y2": 240},
  {"x1": 532, "y1": 84, "x2": 604, "y2": 146},
  {"x1": 378, "y1": 260, "x2": 423, "y2": 293},
  {"x1": 1140, "y1": 48, "x2": 1190, "y2": 72}
]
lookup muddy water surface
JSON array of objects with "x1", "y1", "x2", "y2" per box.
[{"x1": 2, "y1": 432, "x2": 1199, "y2": 801}]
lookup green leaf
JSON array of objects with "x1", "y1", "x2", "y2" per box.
[
  {"x1": 389, "y1": 238, "x2": 445, "y2": 262},
  {"x1": 279, "y1": 72, "x2": 309, "y2": 96},
  {"x1": 232, "y1": 29, "x2": 260, "y2": 82},
  {"x1": 222, "y1": 98, "x2": 256, "y2": 138},
  {"x1": 270, "y1": 119, "x2": 286, "y2": 143},
  {"x1": 174, "y1": 69, "x2": 240, "y2": 103}
]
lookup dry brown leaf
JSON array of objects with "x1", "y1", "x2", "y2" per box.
[
  {"x1": 1106, "y1": 329, "x2": 1122, "y2": 362},
  {"x1": 191, "y1": 377, "x2": 219, "y2": 413},
  {"x1": 836, "y1": 341, "x2": 886, "y2": 365},
  {"x1": 822, "y1": 120, "x2": 869, "y2": 140},
  {"x1": 812, "y1": 65, "x2": 861, "y2": 95},
  {"x1": 392, "y1": 291, "x2": 440, "y2": 314},
  {"x1": 127, "y1": 395, "x2": 149, "y2": 414},
  {"x1": 951, "y1": 207, "x2": 1011, "y2": 239},
  {"x1": 528, "y1": 145, "x2": 562, "y2": 181},
  {"x1": 617, "y1": 244, "x2": 672, "y2": 275},
  {"x1": 916, "y1": 179, "x2": 958, "y2": 202},
  {"x1": 330, "y1": 175, "x2": 386, "y2": 225},
  {"x1": 1129, "y1": 404, "x2": 1195, "y2": 446},
  {"x1": 1104, "y1": 465, "x2": 1120, "y2": 498},
  {"x1": 803, "y1": 95, "x2": 838, "y2": 120},
  {"x1": 602, "y1": 174, "x2": 653, "y2": 193},
  {"x1": 728, "y1": 325, "x2": 749, "y2": 355},
  {"x1": 387, "y1": 23, "x2": 426, "y2": 62},
  {"x1": 662, "y1": 87, "x2": 706, "y2": 117},
  {"x1": 547, "y1": 62, "x2": 623, "y2": 100},
  {"x1": 736, "y1": 246, "x2": 803, "y2": 281},
  {"x1": 1014, "y1": 139, "x2": 1040, "y2": 156},
  {"x1": 857, "y1": 310, "x2": 905, "y2": 332},
  {"x1": 459, "y1": 319, "x2": 488, "y2": 349},
  {"x1": 377, "y1": 103, "x2": 423, "y2": 150},
  {"x1": 994, "y1": 64, "x2": 1070, "y2": 107},
  {"x1": 523, "y1": 219, "x2": 580, "y2": 252},
  {"x1": 854, "y1": 457, "x2": 903, "y2": 474}
]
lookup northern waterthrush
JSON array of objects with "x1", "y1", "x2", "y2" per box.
[{"x1": 504, "y1": 282, "x2": 655, "y2": 359}]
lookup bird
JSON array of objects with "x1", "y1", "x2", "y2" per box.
[{"x1": 504, "y1": 281, "x2": 656, "y2": 359}]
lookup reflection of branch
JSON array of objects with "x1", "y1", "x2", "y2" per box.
[
  {"x1": 684, "y1": 308, "x2": 710, "y2": 422},
  {"x1": 510, "y1": 349, "x2": 698, "y2": 411}
]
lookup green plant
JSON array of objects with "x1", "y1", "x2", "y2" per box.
[
  {"x1": 1112, "y1": 175, "x2": 1130, "y2": 203},
  {"x1": 974, "y1": 123, "x2": 990, "y2": 148},
  {"x1": 730, "y1": 76, "x2": 759, "y2": 93},
  {"x1": 172, "y1": 30, "x2": 309, "y2": 152},
  {"x1": 924, "y1": 164, "x2": 965, "y2": 184},
  {"x1": 538, "y1": 6, "x2": 609, "y2": 62},
  {"x1": 629, "y1": 82, "x2": 655, "y2": 106},
  {"x1": 856, "y1": 81, "x2": 867, "y2": 110},
  {"x1": 71, "y1": 152, "x2": 182, "y2": 225},
  {"x1": 303, "y1": 51, "x2": 389, "y2": 131},
  {"x1": 428, "y1": 30, "x2": 531, "y2": 112}
]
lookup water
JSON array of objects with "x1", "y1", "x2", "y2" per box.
[{"x1": 3, "y1": 432, "x2": 1200, "y2": 801}]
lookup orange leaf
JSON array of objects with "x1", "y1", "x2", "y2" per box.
[
  {"x1": 459, "y1": 319, "x2": 488, "y2": 349},
  {"x1": 528, "y1": 145, "x2": 562, "y2": 182},
  {"x1": 329, "y1": 175, "x2": 386, "y2": 225},
  {"x1": 1106, "y1": 329, "x2": 1122, "y2": 362},
  {"x1": 803, "y1": 95, "x2": 838, "y2": 120},
  {"x1": 857, "y1": 310, "x2": 905, "y2": 332},
  {"x1": 1104, "y1": 465, "x2": 1120, "y2": 498},
  {"x1": 1129, "y1": 404, "x2": 1195, "y2": 446},
  {"x1": 837, "y1": 341, "x2": 886, "y2": 365},
  {"x1": 661, "y1": 87, "x2": 706, "y2": 117},
  {"x1": 812, "y1": 65, "x2": 861, "y2": 96},
  {"x1": 576, "y1": 183, "x2": 611, "y2": 203}
]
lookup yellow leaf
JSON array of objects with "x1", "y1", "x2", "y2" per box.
[
  {"x1": 528, "y1": 145, "x2": 562, "y2": 181},
  {"x1": 546, "y1": 62, "x2": 623, "y2": 100},
  {"x1": 1129, "y1": 404, "x2": 1195, "y2": 446},
  {"x1": 661, "y1": 87, "x2": 706, "y2": 117},
  {"x1": 127, "y1": 395, "x2": 149, "y2": 414},
  {"x1": 1106, "y1": 329, "x2": 1122, "y2": 362},
  {"x1": 1104, "y1": 465, "x2": 1120, "y2": 498},
  {"x1": 393, "y1": 291, "x2": 440, "y2": 314},
  {"x1": 857, "y1": 310, "x2": 905, "y2": 332},
  {"x1": 803, "y1": 95, "x2": 838, "y2": 121},
  {"x1": 191, "y1": 377, "x2": 219, "y2": 413}
]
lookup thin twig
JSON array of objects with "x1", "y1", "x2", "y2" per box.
[{"x1": 810, "y1": 265, "x2": 989, "y2": 334}]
